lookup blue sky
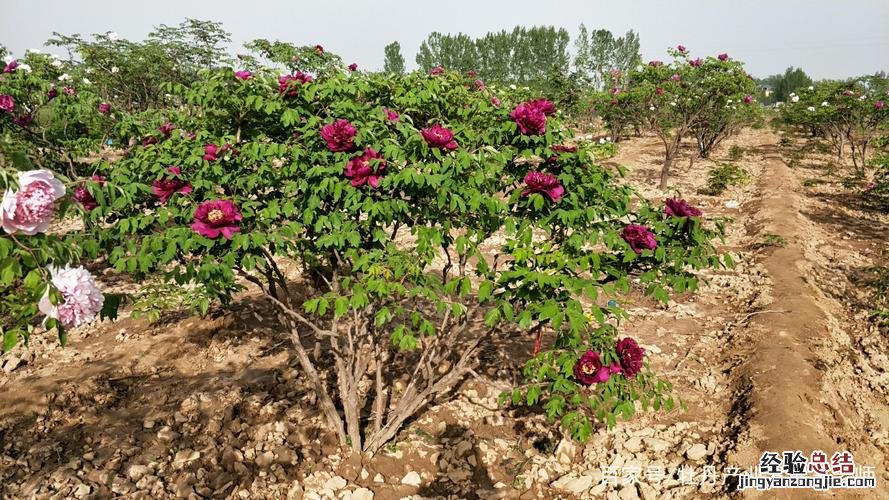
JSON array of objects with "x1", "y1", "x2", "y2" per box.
[{"x1": 2, "y1": 0, "x2": 887, "y2": 79}]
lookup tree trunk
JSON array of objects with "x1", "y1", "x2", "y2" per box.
[{"x1": 659, "y1": 150, "x2": 675, "y2": 190}]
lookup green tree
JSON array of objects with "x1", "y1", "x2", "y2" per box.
[
  {"x1": 771, "y1": 67, "x2": 813, "y2": 103},
  {"x1": 383, "y1": 41, "x2": 405, "y2": 74}
]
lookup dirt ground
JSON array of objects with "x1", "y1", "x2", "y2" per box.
[{"x1": 1, "y1": 126, "x2": 887, "y2": 500}]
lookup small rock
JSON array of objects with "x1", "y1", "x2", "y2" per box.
[
  {"x1": 3, "y1": 355, "x2": 22, "y2": 373},
  {"x1": 351, "y1": 487, "x2": 374, "y2": 500},
  {"x1": 323, "y1": 475, "x2": 347, "y2": 490},
  {"x1": 73, "y1": 483, "x2": 91, "y2": 499},
  {"x1": 173, "y1": 449, "x2": 200, "y2": 464},
  {"x1": 555, "y1": 438, "x2": 577, "y2": 465},
  {"x1": 143, "y1": 419, "x2": 156, "y2": 429},
  {"x1": 373, "y1": 473, "x2": 384, "y2": 483},
  {"x1": 551, "y1": 474, "x2": 593, "y2": 494},
  {"x1": 128, "y1": 464, "x2": 150, "y2": 481},
  {"x1": 618, "y1": 485, "x2": 639, "y2": 500},
  {"x1": 157, "y1": 426, "x2": 180, "y2": 443},
  {"x1": 401, "y1": 471, "x2": 422, "y2": 486},
  {"x1": 685, "y1": 443, "x2": 708, "y2": 461},
  {"x1": 625, "y1": 436, "x2": 643, "y2": 453},
  {"x1": 254, "y1": 451, "x2": 275, "y2": 469},
  {"x1": 642, "y1": 437, "x2": 671, "y2": 453}
]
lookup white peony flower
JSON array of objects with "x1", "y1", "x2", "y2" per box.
[
  {"x1": 82, "y1": 78, "x2": 91, "y2": 85},
  {"x1": 17, "y1": 63, "x2": 31, "y2": 73},
  {"x1": 108, "y1": 32, "x2": 119, "y2": 41},
  {"x1": 51, "y1": 59, "x2": 62, "y2": 68},
  {"x1": 599, "y1": 138, "x2": 606, "y2": 144},
  {"x1": 26, "y1": 48, "x2": 41, "y2": 54},
  {"x1": 2, "y1": 54, "x2": 14, "y2": 64},
  {"x1": 58, "y1": 73, "x2": 71, "y2": 82},
  {"x1": 38, "y1": 265, "x2": 104, "y2": 329},
  {"x1": 808, "y1": 86, "x2": 814, "y2": 90},
  {"x1": 111, "y1": 66, "x2": 119, "y2": 73},
  {"x1": 649, "y1": 106, "x2": 655, "y2": 111},
  {"x1": 859, "y1": 95, "x2": 866, "y2": 100},
  {"x1": 807, "y1": 106, "x2": 816, "y2": 112},
  {"x1": 791, "y1": 95, "x2": 799, "y2": 102},
  {"x1": 821, "y1": 101, "x2": 829, "y2": 106}
]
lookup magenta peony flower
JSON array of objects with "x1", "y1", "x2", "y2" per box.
[
  {"x1": 0, "y1": 169, "x2": 66, "y2": 235},
  {"x1": 63, "y1": 86, "x2": 76, "y2": 96},
  {"x1": 648, "y1": 60, "x2": 663, "y2": 67},
  {"x1": 616, "y1": 337, "x2": 645, "y2": 378},
  {"x1": 0, "y1": 95, "x2": 13, "y2": 113},
  {"x1": 551, "y1": 144, "x2": 577, "y2": 153},
  {"x1": 621, "y1": 224, "x2": 657, "y2": 254},
  {"x1": 191, "y1": 200, "x2": 242, "y2": 239},
  {"x1": 158, "y1": 121, "x2": 175, "y2": 137},
  {"x1": 718, "y1": 53, "x2": 729, "y2": 61},
  {"x1": 664, "y1": 197, "x2": 702, "y2": 218},
  {"x1": 278, "y1": 73, "x2": 313, "y2": 96},
  {"x1": 142, "y1": 136, "x2": 159, "y2": 147},
  {"x1": 467, "y1": 70, "x2": 477, "y2": 78},
  {"x1": 574, "y1": 350, "x2": 621, "y2": 385},
  {"x1": 473, "y1": 78, "x2": 485, "y2": 90},
  {"x1": 677, "y1": 45, "x2": 687, "y2": 53},
  {"x1": 522, "y1": 171, "x2": 565, "y2": 202},
  {"x1": 743, "y1": 95, "x2": 753, "y2": 104},
  {"x1": 670, "y1": 74, "x2": 681, "y2": 81},
  {"x1": 234, "y1": 70, "x2": 253, "y2": 80},
  {"x1": 491, "y1": 96, "x2": 501, "y2": 107},
  {"x1": 384, "y1": 108, "x2": 399, "y2": 122},
  {"x1": 876, "y1": 101, "x2": 885, "y2": 110},
  {"x1": 656, "y1": 87, "x2": 664, "y2": 96},
  {"x1": 74, "y1": 186, "x2": 98, "y2": 211},
  {"x1": 348, "y1": 63, "x2": 358, "y2": 71},
  {"x1": 864, "y1": 182, "x2": 876, "y2": 191},
  {"x1": 344, "y1": 147, "x2": 386, "y2": 188},
  {"x1": 421, "y1": 124, "x2": 458, "y2": 151},
  {"x1": 13, "y1": 114, "x2": 32, "y2": 127},
  {"x1": 3, "y1": 60, "x2": 19, "y2": 73},
  {"x1": 611, "y1": 87, "x2": 621, "y2": 95},
  {"x1": 429, "y1": 66, "x2": 444, "y2": 76},
  {"x1": 47, "y1": 87, "x2": 58, "y2": 100},
  {"x1": 152, "y1": 166, "x2": 192, "y2": 203},
  {"x1": 314, "y1": 44, "x2": 324, "y2": 54},
  {"x1": 510, "y1": 99, "x2": 555, "y2": 136},
  {"x1": 97, "y1": 102, "x2": 111, "y2": 114},
  {"x1": 320, "y1": 119, "x2": 358, "y2": 152},
  {"x1": 689, "y1": 58, "x2": 703, "y2": 68},
  {"x1": 38, "y1": 265, "x2": 104, "y2": 329}
]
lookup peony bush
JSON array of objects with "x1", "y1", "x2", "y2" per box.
[{"x1": 2, "y1": 43, "x2": 730, "y2": 453}]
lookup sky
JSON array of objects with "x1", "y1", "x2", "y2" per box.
[{"x1": 1, "y1": 0, "x2": 888, "y2": 80}]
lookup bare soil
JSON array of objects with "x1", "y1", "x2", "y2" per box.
[{"x1": 1, "y1": 126, "x2": 886, "y2": 500}]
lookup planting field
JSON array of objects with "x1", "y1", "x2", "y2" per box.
[{"x1": 1, "y1": 14, "x2": 888, "y2": 500}]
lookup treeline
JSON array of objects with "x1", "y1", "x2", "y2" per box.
[{"x1": 383, "y1": 24, "x2": 641, "y2": 89}]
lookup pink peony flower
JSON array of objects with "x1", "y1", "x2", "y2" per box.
[
  {"x1": 689, "y1": 58, "x2": 703, "y2": 68},
  {"x1": 876, "y1": 101, "x2": 885, "y2": 110},
  {"x1": 348, "y1": 63, "x2": 358, "y2": 71},
  {"x1": 152, "y1": 166, "x2": 192, "y2": 203},
  {"x1": 420, "y1": 124, "x2": 457, "y2": 151},
  {"x1": 467, "y1": 70, "x2": 477, "y2": 78},
  {"x1": 718, "y1": 53, "x2": 729, "y2": 61},
  {"x1": 648, "y1": 60, "x2": 663, "y2": 67},
  {"x1": 191, "y1": 200, "x2": 242, "y2": 239},
  {"x1": 320, "y1": 119, "x2": 358, "y2": 152},
  {"x1": 864, "y1": 182, "x2": 876, "y2": 191},
  {"x1": 3, "y1": 60, "x2": 19, "y2": 73},
  {"x1": 670, "y1": 74, "x2": 681, "y2": 81},
  {"x1": 384, "y1": 108, "x2": 399, "y2": 122},
  {"x1": 38, "y1": 265, "x2": 104, "y2": 329},
  {"x1": 0, "y1": 169, "x2": 66, "y2": 235},
  {"x1": 574, "y1": 350, "x2": 621, "y2": 385},
  {"x1": 158, "y1": 121, "x2": 175, "y2": 137},
  {"x1": 522, "y1": 171, "x2": 565, "y2": 202},
  {"x1": 0, "y1": 95, "x2": 13, "y2": 113},
  {"x1": 429, "y1": 66, "x2": 444, "y2": 76},
  {"x1": 664, "y1": 197, "x2": 702, "y2": 217},
  {"x1": 621, "y1": 224, "x2": 657, "y2": 253},
  {"x1": 473, "y1": 78, "x2": 485, "y2": 90},
  {"x1": 63, "y1": 86, "x2": 75, "y2": 96},
  {"x1": 677, "y1": 45, "x2": 687, "y2": 53},
  {"x1": 278, "y1": 73, "x2": 313, "y2": 97},
  {"x1": 491, "y1": 96, "x2": 501, "y2": 107},
  {"x1": 743, "y1": 95, "x2": 753, "y2": 104},
  {"x1": 611, "y1": 87, "x2": 621, "y2": 95},
  {"x1": 510, "y1": 99, "x2": 555, "y2": 136},
  {"x1": 616, "y1": 337, "x2": 645, "y2": 378},
  {"x1": 97, "y1": 102, "x2": 111, "y2": 114},
  {"x1": 234, "y1": 70, "x2": 253, "y2": 80},
  {"x1": 344, "y1": 147, "x2": 386, "y2": 188}
]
